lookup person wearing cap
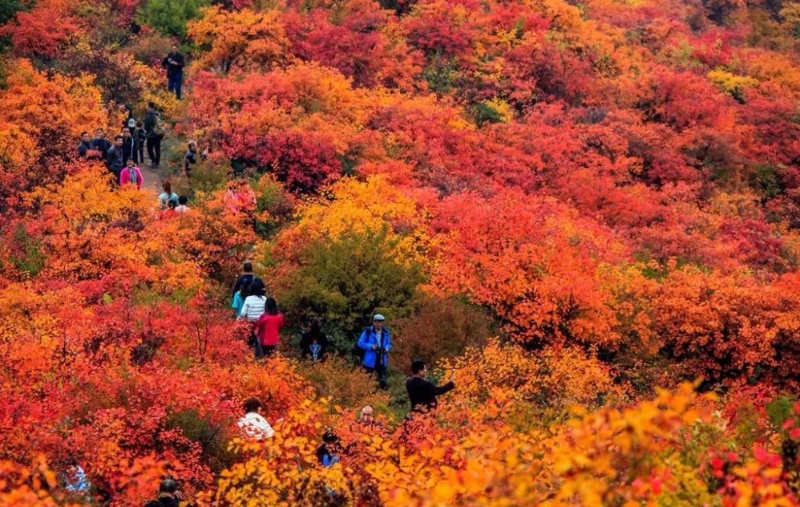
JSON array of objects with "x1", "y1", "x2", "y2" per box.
[{"x1": 357, "y1": 314, "x2": 392, "y2": 388}]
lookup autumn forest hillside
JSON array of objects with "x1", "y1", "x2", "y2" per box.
[{"x1": 1, "y1": 0, "x2": 800, "y2": 504}]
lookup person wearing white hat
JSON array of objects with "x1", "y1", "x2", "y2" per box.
[{"x1": 357, "y1": 314, "x2": 392, "y2": 388}]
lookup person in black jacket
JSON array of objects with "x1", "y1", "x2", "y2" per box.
[
  {"x1": 121, "y1": 129, "x2": 138, "y2": 164},
  {"x1": 106, "y1": 135, "x2": 125, "y2": 181},
  {"x1": 78, "y1": 132, "x2": 94, "y2": 158},
  {"x1": 121, "y1": 104, "x2": 137, "y2": 136},
  {"x1": 135, "y1": 121, "x2": 146, "y2": 164},
  {"x1": 300, "y1": 319, "x2": 329, "y2": 361},
  {"x1": 162, "y1": 45, "x2": 185, "y2": 99},
  {"x1": 91, "y1": 128, "x2": 111, "y2": 160},
  {"x1": 144, "y1": 478, "x2": 182, "y2": 507},
  {"x1": 232, "y1": 262, "x2": 258, "y2": 298},
  {"x1": 144, "y1": 103, "x2": 162, "y2": 167},
  {"x1": 406, "y1": 360, "x2": 455, "y2": 412}
]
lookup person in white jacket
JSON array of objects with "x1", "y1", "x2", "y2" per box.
[
  {"x1": 238, "y1": 397, "x2": 274, "y2": 440},
  {"x1": 239, "y1": 280, "x2": 267, "y2": 322}
]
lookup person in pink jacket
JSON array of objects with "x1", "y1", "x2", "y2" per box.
[{"x1": 120, "y1": 158, "x2": 144, "y2": 189}]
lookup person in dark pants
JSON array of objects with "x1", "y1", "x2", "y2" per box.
[
  {"x1": 121, "y1": 104, "x2": 137, "y2": 136},
  {"x1": 357, "y1": 314, "x2": 392, "y2": 389},
  {"x1": 91, "y1": 128, "x2": 111, "y2": 160},
  {"x1": 121, "y1": 129, "x2": 138, "y2": 165},
  {"x1": 106, "y1": 135, "x2": 125, "y2": 182},
  {"x1": 135, "y1": 121, "x2": 146, "y2": 164},
  {"x1": 406, "y1": 360, "x2": 455, "y2": 412},
  {"x1": 144, "y1": 103, "x2": 163, "y2": 167},
  {"x1": 163, "y1": 45, "x2": 185, "y2": 99},
  {"x1": 184, "y1": 140, "x2": 199, "y2": 175},
  {"x1": 144, "y1": 478, "x2": 182, "y2": 507}
]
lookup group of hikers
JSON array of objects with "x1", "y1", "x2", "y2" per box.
[
  {"x1": 229, "y1": 262, "x2": 455, "y2": 404},
  {"x1": 65, "y1": 42, "x2": 457, "y2": 503},
  {"x1": 61, "y1": 261, "x2": 455, "y2": 504},
  {"x1": 76, "y1": 44, "x2": 205, "y2": 197}
]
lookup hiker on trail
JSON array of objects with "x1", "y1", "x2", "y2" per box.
[
  {"x1": 239, "y1": 279, "x2": 267, "y2": 322},
  {"x1": 121, "y1": 129, "x2": 138, "y2": 165},
  {"x1": 163, "y1": 45, "x2": 185, "y2": 100},
  {"x1": 254, "y1": 297, "x2": 283, "y2": 357},
  {"x1": 406, "y1": 360, "x2": 455, "y2": 412},
  {"x1": 238, "y1": 397, "x2": 275, "y2": 440},
  {"x1": 120, "y1": 159, "x2": 144, "y2": 189},
  {"x1": 300, "y1": 318, "x2": 329, "y2": 361},
  {"x1": 121, "y1": 104, "x2": 137, "y2": 136},
  {"x1": 106, "y1": 135, "x2": 125, "y2": 181},
  {"x1": 231, "y1": 280, "x2": 248, "y2": 317},
  {"x1": 175, "y1": 195, "x2": 189, "y2": 214},
  {"x1": 316, "y1": 431, "x2": 342, "y2": 467},
  {"x1": 357, "y1": 314, "x2": 392, "y2": 389},
  {"x1": 135, "y1": 121, "x2": 146, "y2": 164},
  {"x1": 78, "y1": 132, "x2": 97, "y2": 159},
  {"x1": 232, "y1": 262, "x2": 258, "y2": 298},
  {"x1": 91, "y1": 128, "x2": 111, "y2": 160},
  {"x1": 144, "y1": 478, "x2": 182, "y2": 507},
  {"x1": 144, "y1": 103, "x2": 164, "y2": 168},
  {"x1": 183, "y1": 140, "x2": 202, "y2": 175},
  {"x1": 158, "y1": 182, "x2": 179, "y2": 209}
]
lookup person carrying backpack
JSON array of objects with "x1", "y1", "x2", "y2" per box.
[
  {"x1": 357, "y1": 314, "x2": 392, "y2": 389},
  {"x1": 144, "y1": 103, "x2": 164, "y2": 168}
]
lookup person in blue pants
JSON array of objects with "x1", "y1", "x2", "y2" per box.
[{"x1": 162, "y1": 45, "x2": 185, "y2": 99}]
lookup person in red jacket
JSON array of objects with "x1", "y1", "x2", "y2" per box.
[
  {"x1": 120, "y1": 159, "x2": 144, "y2": 189},
  {"x1": 254, "y1": 297, "x2": 284, "y2": 358}
]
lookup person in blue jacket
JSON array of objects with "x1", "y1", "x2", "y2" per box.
[{"x1": 357, "y1": 314, "x2": 391, "y2": 388}]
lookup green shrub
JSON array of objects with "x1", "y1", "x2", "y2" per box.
[
  {"x1": 9, "y1": 225, "x2": 45, "y2": 277},
  {"x1": 136, "y1": 0, "x2": 211, "y2": 38},
  {"x1": 276, "y1": 227, "x2": 425, "y2": 354}
]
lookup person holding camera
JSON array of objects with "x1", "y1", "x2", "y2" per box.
[{"x1": 357, "y1": 314, "x2": 391, "y2": 388}]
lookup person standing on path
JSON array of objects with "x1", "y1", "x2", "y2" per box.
[
  {"x1": 121, "y1": 129, "x2": 138, "y2": 165},
  {"x1": 232, "y1": 262, "x2": 258, "y2": 299},
  {"x1": 239, "y1": 279, "x2": 268, "y2": 355},
  {"x1": 120, "y1": 159, "x2": 144, "y2": 189},
  {"x1": 106, "y1": 135, "x2": 125, "y2": 182},
  {"x1": 163, "y1": 45, "x2": 185, "y2": 100},
  {"x1": 144, "y1": 103, "x2": 163, "y2": 168},
  {"x1": 121, "y1": 104, "x2": 137, "y2": 136},
  {"x1": 135, "y1": 121, "x2": 146, "y2": 164},
  {"x1": 406, "y1": 360, "x2": 455, "y2": 412},
  {"x1": 254, "y1": 297, "x2": 284, "y2": 357},
  {"x1": 357, "y1": 314, "x2": 392, "y2": 389}
]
